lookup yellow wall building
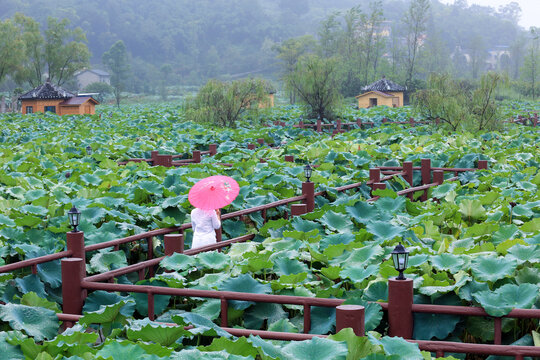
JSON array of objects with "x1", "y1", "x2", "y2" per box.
[
  {"x1": 356, "y1": 77, "x2": 406, "y2": 108},
  {"x1": 19, "y1": 80, "x2": 99, "y2": 115}
]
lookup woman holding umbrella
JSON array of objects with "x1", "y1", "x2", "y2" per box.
[{"x1": 188, "y1": 175, "x2": 239, "y2": 249}]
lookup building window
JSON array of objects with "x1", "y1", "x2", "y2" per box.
[
  {"x1": 26, "y1": 106, "x2": 33, "y2": 114},
  {"x1": 369, "y1": 98, "x2": 378, "y2": 107},
  {"x1": 44, "y1": 106, "x2": 56, "y2": 113}
]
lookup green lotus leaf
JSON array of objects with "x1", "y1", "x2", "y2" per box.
[
  {"x1": 46, "y1": 323, "x2": 98, "y2": 347},
  {"x1": 160, "y1": 252, "x2": 197, "y2": 272},
  {"x1": 319, "y1": 233, "x2": 356, "y2": 251},
  {"x1": 492, "y1": 224, "x2": 520, "y2": 244},
  {"x1": 471, "y1": 256, "x2": 517, "y2": 282},
  {"x1": 20, "y1": 205, "x2": 48, "y2": 216},
  {"x1": 79, "y1": 173, "x2": 101, "y2": 186},
  {"x1": 473, "y1": 283, "x2": 539, "y2": 317},
  {"x1": 192, "y1": 299, "x2": 221, "y2": 320},
  {"x1": 413, "y1": 294, "x2": 461, "y2": 340},
  {"x1": 137, "y1": 180, "x2": 163, "y2": 195},
  {"x1": 174, "y1": 312, "x2": 231, "y2": 338},
  {"x1": 89, "y1": 250, "x2": 128, "y2": 273},
  {"x1": 15, "y1": 274, "x2": 46, "y2": 298},
  {"x1": 196, "y1": 251, "x2": 230, "y2": 270},
  {"x1": 170, "y1": 349, "x2": 251, "y2": 359},
  {"x1": 0, "y1": 332, "x2": 25, "y2": 360},
  {"x1": 247, "y1": 334, "x2": 288, "y2": 359},
  {"x1": 81, "y1": 206, "x2": 107, "y2": 224},
  {"x1": 36, "y1": 260, "x2": 62, "y2": 288},
  {"x1": 95, "y1": 339, "x2": 148, "y2": 360},
  {"x1": 0, "y1": 214, "x2": 16, "y2": 227},
  {"x1": 290, "y1": 217, "x2": 324, "y2": 234},
  {"x1": 267, "y1": 318, "x2": 299, "y2": 333},
  {"x1": 459, "y1": 199, "x2": 486, "y2": 221},
  {"x1": 19, "y1": 292, "x2": 60, "y2": 313},
  {"x1": 0, "y1": 304, "x2": 59, "y2": 341},
  {"x1": 366, "y1": 221, "x2": 405, "y2": 241},
  {"x1": 132, "y1": 280, "x2": 171, "y2": 317},
  {"x1": 340, "y1": 265, "x2": 379, "y2": 284},
  {"x1": 328, "y1": 328, "x2": 383, "y2": 359},
  {"x1": 245, "y1": 302, "x2": 287, "y2": 329},
  {"x1": 319, "y1": 211, "x2": 354, "y2": 233},
  {"x1": 282, "y1": 336, "x2": 347, "y2": 360},
  {"x1": 310, "y1": 306, "x2": 336, "y2": 334},
  {"x1": 515, "y1": 267, "x2": 540, "y2": 285},
  {"x1": 431, "y1": 183, "x2": 457, "y2": 199},
  {"x1": 79, "y1": 300, "x2": 130, "y2": 326},
  {"x1": 219, "y1": 274, "x2": 272, "y2": 310},
  {"x1": 222, "y1": 220, "x2": 247, "y2": 239},
  {"x1": 430, "y1": 253, "x2": 466, "y2": 273},
  {"x1": 506, "y1": 244, "x2": 540, "y2": 264},
  {"x1": 378, "y1": 336, "x2": 423, "y2": 358},
  {"x1": 273, "y1": 257, "x2": 309, "y2": 276},
  {"x1": 15, "y1": 215, "x2": 43, "y2": 227},
  {"x1": 82, "y1": 290, "x2": 135, "y2": 317},
  {"x1": 201, "y1": 336, "x2": 259, "y2": 358},
  {"x1": 375, "y1": 196, "x2": 405, "y2": 213},
  {"x1": 363, "y1": 281, "x2": 388, "y2": 302},
  {"x1": 346, "y1": 202, "x2": 388, "y2": 224},
  {"x1": 126, "y1": 318, "x2": 190, "y2": 346}
]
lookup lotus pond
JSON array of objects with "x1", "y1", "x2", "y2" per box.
[{"x1": 0, "y1": 104, "x2": 538, "y2": 359}]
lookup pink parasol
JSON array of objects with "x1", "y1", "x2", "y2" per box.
[{"x1": 188, "y1": 175, "x2": 240, "y2": 210}]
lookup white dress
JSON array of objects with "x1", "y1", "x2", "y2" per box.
[{"x1": 190, "y1": 208, "x2": 221, "y2": 248}]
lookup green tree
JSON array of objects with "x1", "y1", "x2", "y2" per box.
[
  {"x1": 12, "y1": 13, "x2": 43, "y2": 86},
  {"x1": 82, "y1": 82, "x2": 113, "y2": 103},
  {"x1": 0, "y1": 18, "x2": 25, "y2": 85},
  {"x1": 285, "y1": 55, "x2": 341, "y2": 121},
  {"x1": 519, "y1": 27, "x2": 540, "y2": 100},
  {"x1": 274, "y1": 35, "x2": 316, "y2": 104},
  {"x1": 413, "y1": 72, "x2": 502, "y2": 131},
  {"x1": 184, "y1": 78, "x2": 270, "y2": 127},
  {"x1": 403, "y1": 0, "x2": 430, "y2": 89},
  {"x1": 43, "y1": 17, "x2": 90, "y2": 86},
  {"x1": 102, "y1": 40, "x2": 130, "y2": 107}
]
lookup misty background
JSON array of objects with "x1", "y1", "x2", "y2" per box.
[{"x1": 0, "y1": 0, "x2": 536, "y2": 99}]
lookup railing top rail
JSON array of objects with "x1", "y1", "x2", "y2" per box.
[
  {"x1": 85, "y1": 234, "x2": 256, "y2": 282},
  {"x1": 0, "y1": 250, "x2": 72, "y2": 273},
  {"x1": 81, "y1": 281, "x2": 345, "y2": 307},
  {"x1": 412, "y1": 303, "x2": 540, "y2": 319},
  {"x1": 413, "y1": 340, "x2": 540, "y2": 356}
]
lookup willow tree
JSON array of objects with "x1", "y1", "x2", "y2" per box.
[
  {"x1": 0, "y1": 18, "x2": 25, "y2": 85},
  {"x1": 285, "y1": 55, "x2": 341, "y2": 121},
  {"x1": 184, "y1": 78, "x2": 270, "y2": 127}
]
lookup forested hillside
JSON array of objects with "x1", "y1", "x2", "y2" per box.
[{"x1": 0, "y1": 0, "x2": 529, "y2": 90}]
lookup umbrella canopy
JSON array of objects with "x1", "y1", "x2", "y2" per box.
[{"x1": 188, "y1": 175, "x2": 240, "y2": 210}]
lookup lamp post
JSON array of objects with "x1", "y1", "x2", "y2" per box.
[
  {"x1": 304, "y1": 162, "x2": 312, "y2": 182},
  {"x1": 67, "y1": 206, "x2": 81, "y2": 232},
  {"x1": 302, "y1": 162, "x2": 314, "y2": 212},
  {"x1": 391, "y1": 242, "x2": 409, "y2": 280},
  {"x1": 388, "y1": 242, "x2": 413, "y2": 338},
  {"x1": 85, "y1": 145, "x2": 92, "y2": 155}
]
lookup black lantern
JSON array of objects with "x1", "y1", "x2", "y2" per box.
[
  {"x1": 391, "y1": 242, "x2": 409, "y2": 280},
  {"x1": 67, "y1": 206, "x2": 81, "y2": 232},
  {"x1": 304, "y1": 162, "x2": 312, "y2": 182},
  {"x1": 85, "y1": 145, "x2": 92, "y2": 155}
]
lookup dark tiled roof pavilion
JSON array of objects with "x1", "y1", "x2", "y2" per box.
[
  {"x1": 362, "y1": 76, "x2": 406, "y2": 92},
  {"x1": 18, "y1": 79, "x2": 75, "y2": 100}
]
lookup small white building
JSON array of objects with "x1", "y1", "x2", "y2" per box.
[{"x1": 74, "y1": 69, "x2": 111, "y2": 90}]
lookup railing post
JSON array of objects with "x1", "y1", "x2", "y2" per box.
[
  {"x1": 192, "y1": 150, "x2": 201, "y2": 163},
  {"x1": 61, "y1": 258, "x2": 84, "y2": 327},
  {"x1": 215, "y1": 228, "x2": 222, "y2": 243},
  {"x1": 409, "y1": 117, "x2": 414, "y2": 126},
  {"x1": 317, "y1": 119, "x2": 322, "y2": 133},
  {"x1": 221, "y1": 297, "x2": 228, "y2": 327},
  {"x1": 388, "y1": 278, "x2": 413, "y2": 338},
  {"x1": 421, "y1": 159, "x2": 431, "y2": 201},
  {"x1": 302, "y1": 182, "x2": 315, "y2": 213},
  {"x1": 291, "y1": 204, "x2": 307, "y2": 217},
  {"x1": 284, "y1": 155, "x2": 294, "y2": 162},
  {"x1": 150, "y1": 151, "x2": 159, "y2": 163},
  {"x1": 534, "y1": 113, "x2": 538, "y2": 127},
  {"x1": 299, "y1": 120, "x2": 304, "y2": 129},
  {"x1": 336, "y1": 305, "x2": 365, "y2": 336},
  {"x1": 209, "y1": 144, "x2": 217, "y2": 156},
  {"x1": 403, "y1": 161, "x2": 414, "y2": 201},
  {"x1": 494, "y1": 317, "x2": 502, "y2": 345},
  {"x1": 247, "y1": 144, "x2": 255, "y2": 150},
  {"x1": 336, "y1": 119, "x2": 342, "y2": 132},
  {"x1": 357, "y1": 118, "x2": 362, "y2": 128},
  {"x1": 155, "y1": 154, "x2": 172, "y2": 167},
  {"x1": 433, "y1": 170, "x2": 444, "y2": 185},
  {"x1": 477, "y1": 160, "x2": 488, "y2": 170},
  {"x1": 369, "y1": 168, "x2": 380, "y2": 185},
  {"x1": 164, "y1": 234, "x2": 184, "y2": 255},
  {"x1": 257, "y1": 138, "x2": 264, "y2": 145},
  {"x1": 382, "y1": 117, "x2": 388, "y2": 124}
]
